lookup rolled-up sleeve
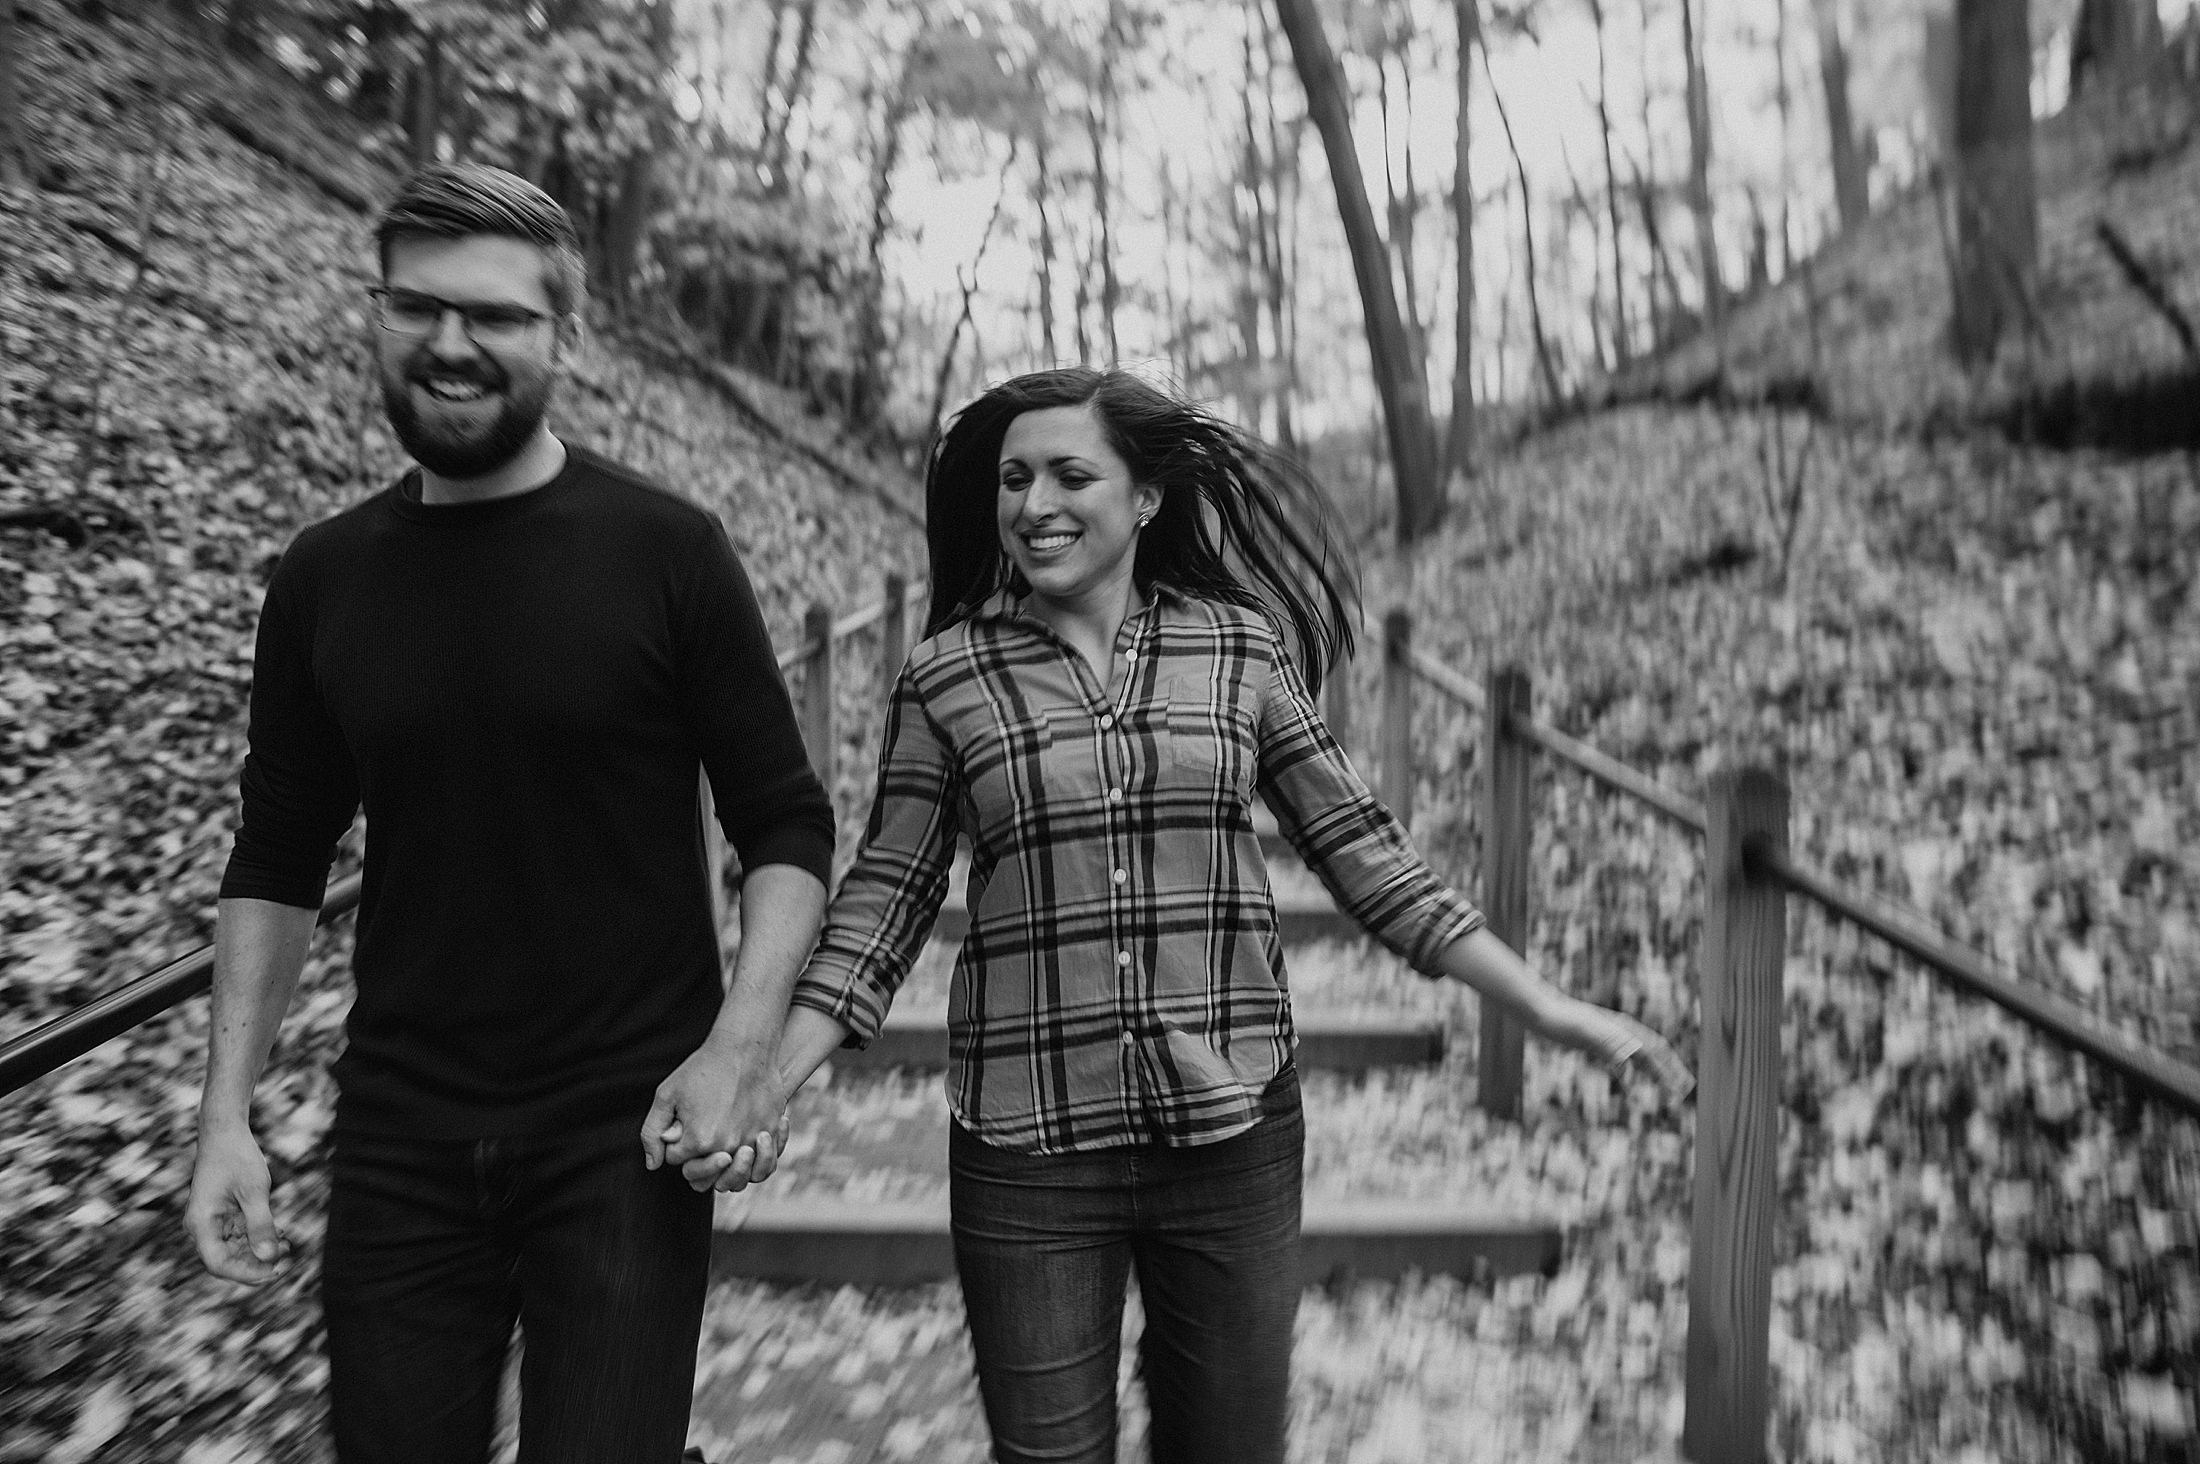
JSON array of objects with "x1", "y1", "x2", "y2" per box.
[
  {"x1": 1255, "y1": 638, "x2": 1482, "y2": 972},
  {"x1": 790, "y1": 662, "x2": 961, "y2": 1045},
  {"x1": 219, "y1": 555, "x2": 361, "y2": 910}
]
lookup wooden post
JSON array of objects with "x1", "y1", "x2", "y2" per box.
[
  {"x1": 1683, "y1": 767, "x2": 1788, "y2": 1464},
  {"x1": 799, "y1": 600, "x2": 836, "y2": 794},
  {"x1": 1479, "y1": 665, "x2": 1530, "y2": 1120},
  {"x1": 879, "y1": 571, "x2": 908, "y2": 704},
  {"x1": 1381, "y1": 610, "x2": 1413, "y2": 828}
]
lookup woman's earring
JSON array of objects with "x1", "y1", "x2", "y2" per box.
[{"x1": 1136, "y1": 512, "x2": 1153, "y2": 528}]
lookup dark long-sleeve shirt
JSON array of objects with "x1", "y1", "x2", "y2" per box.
[
  {"x1": 220, "y1": 446, "x2": 834, "y2": 1138},
  {"x1": 791, "y1": 588, "x2": 1482, "y2": 1153}
]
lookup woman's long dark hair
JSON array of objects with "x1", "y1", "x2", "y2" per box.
[{"x1": 924, "y1": 368, "x2": 1361, "y2": 692}]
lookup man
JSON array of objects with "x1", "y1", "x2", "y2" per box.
[{"x1": 184, "y1": 162, "x2": 833, "y2": 1463}]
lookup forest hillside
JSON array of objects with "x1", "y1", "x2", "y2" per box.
[
  {"x1": 1606, "y1": 78, "x2": 2200, "y2": 452},
  {"x1": 2, "y1": 8, "x2": 922, "y2": 1455},
  {"x1": 4, "y1": 0, "x2": 2200, "y2": 1460}
]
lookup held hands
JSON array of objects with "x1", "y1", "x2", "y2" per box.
[
  {"x1": 640, "y1": 1028, "x2": 793, "y2": 1194},
  {"x1": 1568, "y1": 1003, "x2": 1696, "y2": 1100},
  {"x1": 184, "y1": 1124, "x2": 295, "y2": 1285}
]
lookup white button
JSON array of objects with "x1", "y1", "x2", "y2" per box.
[
  {"x1": 1121, "y1": 1031, "x2": 1134, "y2": 1046},
  {"x1": 1115, "y1": 950, "x2": 1131, "y2": 967},
  {"x1": 1112, "y1": 867, "x2": 1128, "y2": 885},
  {"x1": 1100, "y1": 713, "x2": 1115, "y2": 730},
  {"x1": 1125, "y1": 649, "x2": 1137, "y2": 661},
  {"x1": 1107, "y1": 787, "x2": 1124, "y2": 803}
]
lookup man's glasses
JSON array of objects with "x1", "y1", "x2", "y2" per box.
[{"x1": 367, "y1": 287, "x2": 554, "y2": 348}]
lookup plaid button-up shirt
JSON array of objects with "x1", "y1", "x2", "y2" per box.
[{"x1": 790, "y1": 586, "x2": 1483, "y2": 1152}]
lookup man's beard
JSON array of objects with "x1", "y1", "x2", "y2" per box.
[{"x1": 380, "y1": 358, "x2": 555, "y2": 480}]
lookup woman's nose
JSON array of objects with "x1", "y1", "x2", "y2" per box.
[{"x1": 1019, "y1": 474, "x2": 1063, "y2": 517}]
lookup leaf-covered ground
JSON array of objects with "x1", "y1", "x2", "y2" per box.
[
  {"x1": 1354, "y1": 405, "x2": 2200, "y2": 1460},
  {"x1": 0, "y1": 6, "x2": 917, "y2": 1460},
  {"x1": 7, "y1": 3, "x2": 2200, "y2": 1461}
]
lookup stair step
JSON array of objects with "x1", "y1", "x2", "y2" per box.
[
  {"x1": 710, "y1": 1198, "x2": 1562, "y2": 1288},
  {"x1": 830, "y1": 1009, "x2": 1445, "y2": 1072}
]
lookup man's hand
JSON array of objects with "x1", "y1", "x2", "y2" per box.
[
  {"x1": 640, "y1": 1029, "x2": 790, "y2": 1193},
  {"x1": 185, "y1": 1124, "x2": 293, "y2": 1284}
]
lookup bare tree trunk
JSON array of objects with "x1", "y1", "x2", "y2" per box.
[
  {"x1": 1274, "y1": 0, "x2": 1443, "y2": 544},
  {"x1": 602, "y1": 0, "x2": 676, "y2": 307},
  {"x1": 1091, "y1": 2, "x2": 1122, "y2": 365},
  {"x1": 851, "y1": 83, "x2": 912, "y2": 426},
  {"x1": 1680, "y1": 0, "x2": 1723, "y2": 344},
  {"x1": 1441, "y1": 0, "x2": 1478, "y2": 487},
  {"x1": 1159, "y1": 159, "x2": 1191, "y2": 387},
  {"x1": 2071, "y1": 0, "x2": 2163, "y2": 98},
  {"x1": 1241, "y1": 22, "x2": 1274, "y2": 430},
  {"x1": 1562, "y1": 146, "x2": 1609, "y2": 371},
  {"x1": 1485, "y1": 45, "x2": 1561, "y2": 404},
  {"x1": 1033, "y1": 128, "x2": 1058, "y2": 365},
  {"x1": 1768, "y1": 0, "x2": 1786, "y2": 272},
  {"x1": 755, "y1": 0, "x2": 788, "y2": 150},
  {"x1": 1377, "y1": 28, "x2": 1430, "y2": 375},
  {"x1": 1073, "y1": 241, "x2": 1093, "y2": 363},
  {"x1": 1812, "y1": 0, "x2": 1869, "y2": 231},
  {"x1": 408, "y1": 29, "x2": 444, "y2": 167},
  {"x1": 764, "y1": 0, "x2": 819, "y2": 191},
  {"x1": 1258, "y1": 2, "x2": 1303, "y2": 455},
  {"x1": 1588, "y1": 0, "x2": 1630, "y2": 362},
  {"x1": 1947, "y1": 0, "x2": 2037, "y2": 363},
  {"x1": 1636, "y1": 155, "x2": 1680, "y2": 347},
  {"x1": 926, "y1": 141, "x2": 1018, "y2": 450},
  {"x1": 0, "y1": 0, "x2": 36, "y2": 189}
]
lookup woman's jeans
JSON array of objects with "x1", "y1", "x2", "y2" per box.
[
  {"x1": 949, "y1": 1068, "x2": 1304, "y2": 1464},
  {"x1": 320, "y1": 1115, "x2": 713, "y2": 1464}
]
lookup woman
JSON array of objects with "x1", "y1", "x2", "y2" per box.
[{"x1": 701, "y1": 368, "x2": 1691, "y2": 1463}]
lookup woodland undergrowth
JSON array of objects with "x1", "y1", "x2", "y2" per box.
[
  {"x1": 5, "y1": 2, "x2": 2200, "y2": 1461},
  {"x1": 1346, "y1": 406, "x2": 2200, "y2": 1461},
  {"x1": 0, "y1": 7, "x2": 915, "y2": 1461}
]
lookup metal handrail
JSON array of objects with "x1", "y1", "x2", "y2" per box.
[{"x1": 1401, "y1": 654, "x2": 2200, "y2": 1120}]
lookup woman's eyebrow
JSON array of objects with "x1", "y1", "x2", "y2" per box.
[{"x1": 1000, "y1": 453, "x2": 1097, "y2": 469}]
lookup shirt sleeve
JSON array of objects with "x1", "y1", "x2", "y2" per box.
[
  {"x1": 789, "y1": 660, "x2": 962, "y2": 1046},
  {"x1": 679, "y1": 519, "x2": 836, "y2": 886},
  {"x1": 219, "y1": 547, "x2": 362, "y2": 910},
  {"x1": 1254, "y1": 633, "x2": 1483, "y2": 973}
]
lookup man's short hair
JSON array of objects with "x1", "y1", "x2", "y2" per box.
[{"x1": 374, "y1": 163, "x2": 588, "y2": 318}]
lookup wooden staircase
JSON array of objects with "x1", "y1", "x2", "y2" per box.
[{"x1": 707, "y1": 812, "x2": 1568, "y2": 1291}]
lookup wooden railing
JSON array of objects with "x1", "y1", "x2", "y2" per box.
[
  {"x1": 7, "y1": 586, "x2": 2200, "y2": 1464},
  {"x1": 1377, "y1": 609, "x2": 2200, "y2": 1464}
]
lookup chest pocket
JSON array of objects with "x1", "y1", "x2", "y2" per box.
[
  {"x1": 1164, "y1": 693, "x2": 1252, "y2": 794},
  {"x1": 955, "y1": 710, "x2": 1054, "y2": 839}
]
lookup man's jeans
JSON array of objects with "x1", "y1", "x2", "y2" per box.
[
  {"x1": 948, "y1": 1068, "x2": 1303, "y2": 1464},
  {"x1": 321, "y1": 1115, "x2": 713, "y2": 1464}
]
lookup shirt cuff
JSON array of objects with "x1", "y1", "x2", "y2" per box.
[{"x1": 788, "y1": 977, "x2": 889, "y2": 1049}]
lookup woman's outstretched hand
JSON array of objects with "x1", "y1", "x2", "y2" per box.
[{"x1": 1571, "y1": 1005, "x2": 1695, "y2": 1100}]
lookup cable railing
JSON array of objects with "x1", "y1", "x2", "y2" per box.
[{"x1": 7, "y1": 587, "x2": 2198, "y2": 1463}]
